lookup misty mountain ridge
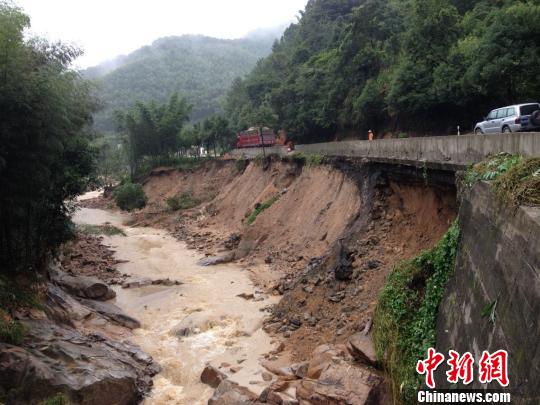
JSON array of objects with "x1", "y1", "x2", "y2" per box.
[{"x1": 84, "y1": 28, "x2": 286, "y2": 131}]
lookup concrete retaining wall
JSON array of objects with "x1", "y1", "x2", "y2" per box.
[
  {"x1": 230, "y1": 132, "x2": 540, "y2": 170},
  {"x1": 435, "y1": 182, "x2": 540, "y2": 402}
]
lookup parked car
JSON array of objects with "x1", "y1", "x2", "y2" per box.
[{"x1": 474, "y1": 103, "x2": 540, "y2": 134}]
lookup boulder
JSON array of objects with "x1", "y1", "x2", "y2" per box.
[
  {"x1": 298, "y1": 358, "x2": 383, "y2": 405},
  {"x1": 121, "y1": 277, "x2": 152, "y2": 289},
  {"x1": 44, "y1": 284, "x2": 91, "y2": 326},
  {"x1": 50, "y1": 269, "x2": 116, "y2": 301},
  {"x1": 0, "y1": 319, "x2": 159, "y2": 405},
  {"x1": 78, "y1": 298, "x2": 141, "y2": 329},
  {"x1": 201, "y1": 364, "x2": 227, "y2": 388},
  {"x1": 197, "y1": 252, "x2": 234, "y2": 266},
  {"x1": 208, "y1": 380, "x2": 257, "y2": 405},
  {"x1": 347, "y1": 333, "x2": 378, "y2": 367}
]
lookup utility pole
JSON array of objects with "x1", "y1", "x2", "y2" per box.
[{"x1": 260, "y1": 125, "x2": 266, "y2": 158}]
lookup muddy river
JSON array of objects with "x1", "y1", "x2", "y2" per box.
[{"x1": 73, "y1": 205, "x2": 276, "y2": 404}]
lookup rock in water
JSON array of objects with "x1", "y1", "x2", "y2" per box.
[
  {"x1": 0, "y1": 319, "x2": 159, "y2": 404},
  {"x1": 197, "y1": 252, "x2": 234, "y2": 266},
  {"x1": 78, "y1": 299, "x2": 141, "y2": 329},
  {"x1": 201, "y1": 364, "x2": 227, "y2": 388},
  {"x1": 49, "y1": 269, "x2": 116, "y2": 301}
]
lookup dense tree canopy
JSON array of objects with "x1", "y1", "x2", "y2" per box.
[
  {"x1": 0, "y1": 2, "x2": 97, "y2": 273},
  {"x1": 225, "y1": 0, "x2": 540, "y2": 142},
  {"x1": 86, "y1": 34, "x2": 279, "y2": 132}
]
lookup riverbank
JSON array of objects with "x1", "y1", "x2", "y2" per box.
[{"x1": 72, "y1": 206, "x2": 279, "y2": 404}]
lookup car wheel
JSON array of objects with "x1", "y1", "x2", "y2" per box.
[
  {"x1": 502, "y1": 126, "x2": 511, "y2": 133},
  {"x1": 475, "y1": 128, "x2": 483, "y2": 134},
  {"x1": 531, "y1": 110, "x2": 540, "y2": 126}
]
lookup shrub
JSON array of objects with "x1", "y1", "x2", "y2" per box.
[
  {"x1": 235, "y1": 158, "x2": 249, "y2": 173},
  {"x1": 306, "y1": 154, "x2": 323, "y2": 166},
  {"x1": 113, "y1": 183, "x2": 147, "y2": 211},
  {"x1": 166, "y1": 192, "x2": 200, "y2": 211},
  {"x1": 373, "y1": 222, "x2": 460, "y2": 404},
  {"x1": 246, "y1": 195, "x2": 280, "y2": 225}
]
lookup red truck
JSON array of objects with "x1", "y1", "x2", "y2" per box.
[{"x1": 236, "y1": 127, "x2": 276, "y2": 149}]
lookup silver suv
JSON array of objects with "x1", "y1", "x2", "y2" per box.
[{"x1": 474, "y1": 103, "x2": 540, "y2": 134}]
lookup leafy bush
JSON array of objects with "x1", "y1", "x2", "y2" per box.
[
  {"x1": 246, "y1": 195, "x2": 280, "y2": 225},
  {"x1": 166, "y1": 192, "x2": 200, "y2": 211},
  {"x1": 373, "y1": 222, "x2": 460, "y2": 404},
  {"x1": 113, "y1": 183, "x2": 147, "y2": 211}
]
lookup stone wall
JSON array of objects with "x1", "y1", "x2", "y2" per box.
[
  {"x1": 435, "y1": 182, "x2": 540, "y2": 403},
  {"x1": 230, "y1": 132, "x2": 540, "y2": 170}
]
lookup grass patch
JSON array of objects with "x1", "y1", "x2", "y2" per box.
[
  {"x1": 492, "y1": 157, "x2": 540, "y2": 206},
  {"x1": 306, "y1": 153, "x2": 323, "y2": 166},
  {"x1": 166, "y1": 191, "x2": 201, "y2": 211},
  {"x1": 246, "y1": 195, "x2": 280, "y2": 225},
  {"x1": 40, "y1": 393, "x2": 67, "y2": 405},
  {"x1": 0, "y1": 309, "x2": 24, "y2": 345},
  {"x1": 77, "y1": 224, "x2": 126, "y2": 236},
  {"x1": 0, "y1": 275, "x2": 41, "y2": 345},
  {"x1": 373, "y1": 222, "x2": 460, "y2": 404},
  {"x1": 464, "y1": 153, "x2": 522, "y2": 185},
  {"x1": 465, "y1": 154, "x2": 540, "y2": 206}
]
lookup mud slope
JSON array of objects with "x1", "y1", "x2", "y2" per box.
[{"x1": 136, "y1": 158, "x2": 457, "y2": 360}]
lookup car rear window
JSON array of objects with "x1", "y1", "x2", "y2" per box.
[
  {"x1": 520, "y1": 104, "x2": 540, "y2": 115},
  {"x1": 506, "y1": 107, "x2": 516, "y2": 117}
]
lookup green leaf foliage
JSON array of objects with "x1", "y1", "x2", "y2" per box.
[
  {"x1": 0, "y1": 2, "x2": 98, "y2": 274},
  {"x1": 225, "y1": 0, "x2": 540, "y2": 141},
  {"x1": 113, "y1": 183, "x2": 147, "y2": 211},
  {"x1": 373, "y1": 221, "x2": 460, "y2": 404}
]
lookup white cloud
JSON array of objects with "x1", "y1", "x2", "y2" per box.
[{"x1": 16, "y1": 0, "x2": 307, "y2": 68}]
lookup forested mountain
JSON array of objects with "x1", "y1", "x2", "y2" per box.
[
  {"x1": 85, "y1": 33, "x2": 280, "y2": 131},
  {"x1": 225, "y1": 0, "x2": 540, "y2": 142}
]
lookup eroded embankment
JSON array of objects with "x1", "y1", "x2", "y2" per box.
[{"x1": 127, "y1": 157, "x2": 457, "y2": 402}]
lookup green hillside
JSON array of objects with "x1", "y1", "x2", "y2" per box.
[
  {"x1": 85, "y1": 34, "x2": 278, "y2": 131},
  {"x1": 225, "y1": 0, "x2": 540, "y2": 142}
]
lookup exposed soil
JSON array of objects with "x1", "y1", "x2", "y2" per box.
[{"x1": 81, "y1": 157, "x2": 457, "y2": 363}]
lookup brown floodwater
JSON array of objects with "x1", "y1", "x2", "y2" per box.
[{"x1": 73, "y1": 205, "x2": 276, "y2": 404}]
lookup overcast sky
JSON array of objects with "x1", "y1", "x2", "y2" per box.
[{"x1": 16, "y1": 0, "x2": 308, "y2": 68}]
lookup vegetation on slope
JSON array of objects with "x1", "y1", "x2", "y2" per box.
[
  {"x1": 0, "y1": 2, "x2": 97, "y2": 275},
  {"x1": 85, "y1": 34, "x2": 278, "y2": 131},
  {"x1": 373, "y1": 222, "x2": 460, "y2": 404},
  {"x1": 246, "y1": 195, "x2": 281, "y2": 225},
  {"x1": 225, "y1": 0, "x2": 540, "y2": 142},
  {"x1": 466, "y1": 154, "x2": 540, "y2": 206}
]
